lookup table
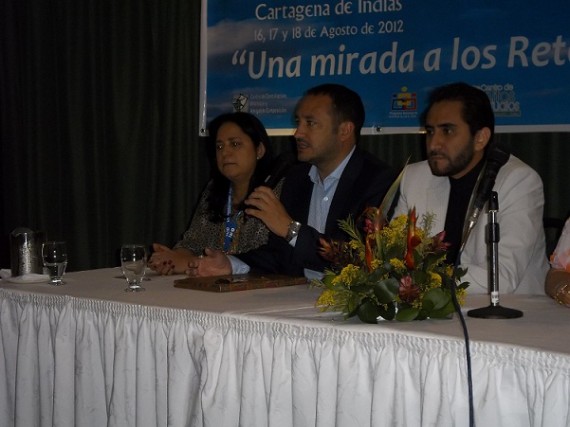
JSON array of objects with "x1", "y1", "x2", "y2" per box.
[{"x1": 1, "y1": 268, "x2": 569, "y2": 427}]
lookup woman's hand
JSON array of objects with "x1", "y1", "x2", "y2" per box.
[
  {"x1": 185, "y1": 248, "x2": 232, "y2": 277},
  {"x1": 148, "y1": 243, "x2": 197, "y2": 275}
]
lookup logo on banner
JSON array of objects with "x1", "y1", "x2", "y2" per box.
[
  {"x1": 479, "y1": 84, "x2": 521, "y2": 117},
  {"x1": 232, "y1": 93, "x2": 249, "y2": 112},
  {"x1": 389, "y1": 87, "x2": 418, "y2": 120}
]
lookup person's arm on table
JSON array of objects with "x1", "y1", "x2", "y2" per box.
[
  {"x1": 546, "y1": 218, "x2": 570, "y2": 305},
  {"x1": 186, "y1": 185, "x2": 294, "y2": 277},
  {"x1": 149, "y1": 186, "x2": 212, "y2": 275},
  {"x1": 185, "y1": 248, "x2": 230, "y2": 276},
  {"x1": 545, "y1": 269, "x2": 570, "y2": 306},
  {"x1": 148, "y1": 243, "x2": 201, "y2": 275}
]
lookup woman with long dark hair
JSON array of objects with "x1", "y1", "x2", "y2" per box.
[{"x1": 149, "y1": 112, "x2": 283, "y2": 275}]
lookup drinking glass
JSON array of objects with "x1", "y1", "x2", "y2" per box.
[
  {"x1": 42, "y1": 241, "x2": 68, "y2": 285},
  {"x1": 120, "y1": 244, "x2": 147, "y2": 292}
]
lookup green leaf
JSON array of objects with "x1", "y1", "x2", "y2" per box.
[
  {"x1": 429, "y1": 300, "x2": 456, "y2": 319},
  {"x1": 422, "y1": 288, "x2": 450, "y2": 311},
  {"x1": 413, "y1": 250, "x2": 422, "y2": 269},
  {"x1": 416, "y1": 311, "x2": 429, "y2": 321},
  {"x1": 338, "y1": 216, "x2": 363, "y2": 243},
  {"x1": 346, "y1": 292, "x2": 364, "y2": 318},
  {"x1": 350, "y1": 282, "x2": 371, "y2": 293},
  {"x1": 420, "y1": 298, "x2": 435, "y2": 313},
  {"x1": 423, "y1": 252, "x2": 444, "y2": 270},
  {"x1": 378, "y1": 158, "x2": 410, "y2": 223},
  {"x1": 321, "y1": 273, "x2": 335, "y2": 287},
  {"x1": 368, "y1": 268, "x2": 385, "y2": 282},
  {"x1": 356, "y1": 299, "x2": 383, "y2": 324},
  {"x1": 395, "y1": 306, "x2": 420, "y2": 321},
  {"x1": 373, "y1": 278, "x2": 399, "y2": 304},
  {"x1": 412, "y1": 270, "x2": 429, "y2": 285},
  {"x1": 347, "y1": 305, "x2": 358, "y2": 319},
  {"x1": 457, "y1": 281, "x2": 470, "y2": 290}
]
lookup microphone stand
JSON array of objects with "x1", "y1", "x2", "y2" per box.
[{"x1": 468, "y1": 191, "x2": 523, "y2": 319}]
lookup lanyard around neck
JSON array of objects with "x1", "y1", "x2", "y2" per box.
[{"x1": 223, "y1": 186, "x2": 239, "y2": 253}]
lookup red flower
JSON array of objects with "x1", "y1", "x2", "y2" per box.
[
  {"x1": 319, "y1": 237, "x2": 358, "y2": 269},
  {"x1": 362, "y1": 207, "x2": 384, "y2": 233},
  {"x1": 365, "y1": 234, "x2": 374, "y2": 270},
  {"x1": 404, "y1": 208, "x2": 422, "y2": 269},
  {"x1": 431, "y1": 230, "x2": 451, "y2": 252},
  {"x1": 318, "y1": 237, "x2": 338, "y2": 262},
  {"x1": 399, "y1": 275, "x2": 421, "y2": 303},
  {"x1": 363, "y1": 218, "x2": 375, "y2": 234}
]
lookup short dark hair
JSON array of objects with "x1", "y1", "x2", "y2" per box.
[
  {"x1": 206, "y1": 112, "x2": 272, "y2": 221},
  {"x1": 303, "y1": 83, "x2": 365, "y2": 141},
  {"x1": 421, "y1": 82, "x2": 495, "y2": 146}
]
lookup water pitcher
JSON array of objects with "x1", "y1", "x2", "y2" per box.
[{"x1": 10, "y1": 227, "x2": 46, "y2": 276}]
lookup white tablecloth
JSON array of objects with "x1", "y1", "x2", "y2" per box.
[{"x1": 1, "y1": 268, "x2": 569, "y2": 427}]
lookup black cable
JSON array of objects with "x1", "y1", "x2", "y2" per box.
[{"x1": 453, "y1": 252, "x2": 475, "y2": 427}]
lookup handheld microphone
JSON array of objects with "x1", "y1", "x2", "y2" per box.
[
  {"x1": 460, "y1": 142, "x2": 510, "y2": 252},
  {"x1": 240, "y1": 151, "x2": 296, "y2": 215},
  {"x1": 264, "y1": 150, "x2": 297, "y2": 188}
]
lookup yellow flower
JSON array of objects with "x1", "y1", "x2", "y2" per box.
[
  {"x1": 390, "y1": 214, "x2": 408, "y2": 230},
  {"x1": 389, "y1": 258, "x2": 406, "y2": 271},
  {"x1": 316, "y1": 289, "x2": 338, "y2": 308},
  {"x1": 332, "y1": 264, "x2": 360, "y2": 287},
  {"x1": 349, "y1": 239, "x2": 362, "y2": 251},
  {"x1": 455, "y1": 287, "x2": 468, "y2": 306},
  {"x1": 429, "y1": 271, "x2": 442, "y2": 287},
  {"x1": 411, "y1": 298, "x2": 423, "y2": 309},
  {"x1": 380, "y1": 215, "x2": 407, "y2": 247},
  {"x1": 370, "y1": 259, "x2": 382, "y2": 271}
]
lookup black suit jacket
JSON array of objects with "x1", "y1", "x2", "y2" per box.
[{"x1": 237, "y1": 147, "x2": 396, "y2": 276}]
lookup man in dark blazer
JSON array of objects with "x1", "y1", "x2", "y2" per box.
[{"x1": 187, "y1": 83, "x2": 396, "y2": 278}]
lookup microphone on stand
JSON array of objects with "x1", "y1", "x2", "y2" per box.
[
  {"x1": 467, "y1": 191, "x2": 523, "y2": 319},
  {"x1": 487, "y1": 192, "x2": 501, "y2": 302},
  {"x1": 460, "y1": 142, "x2": 510, "y2": 253}
]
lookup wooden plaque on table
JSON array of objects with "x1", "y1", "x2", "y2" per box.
[{"x1": 174, "y1": 274, "x2": 308, "y2": 292}]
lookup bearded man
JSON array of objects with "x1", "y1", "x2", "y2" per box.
[{"x1": 393, "y1": 82, "x2": 548, "y2": 294}]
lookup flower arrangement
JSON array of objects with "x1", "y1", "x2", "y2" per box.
[{"x1": 314, "y1": 207, "x2": 469, "y2": 323}]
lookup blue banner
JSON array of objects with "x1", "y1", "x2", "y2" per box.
[{"x1": 200, "y1": 0, "x2": 570, "y2": 135}]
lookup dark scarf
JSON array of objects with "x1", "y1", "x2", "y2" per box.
[{"x1": 444, "y1": 159, "x2": 485, "y2": 264}]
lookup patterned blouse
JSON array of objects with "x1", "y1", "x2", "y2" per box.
[{"x1": 173, "y1": 179, "x2": 284, "y2": 255}]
